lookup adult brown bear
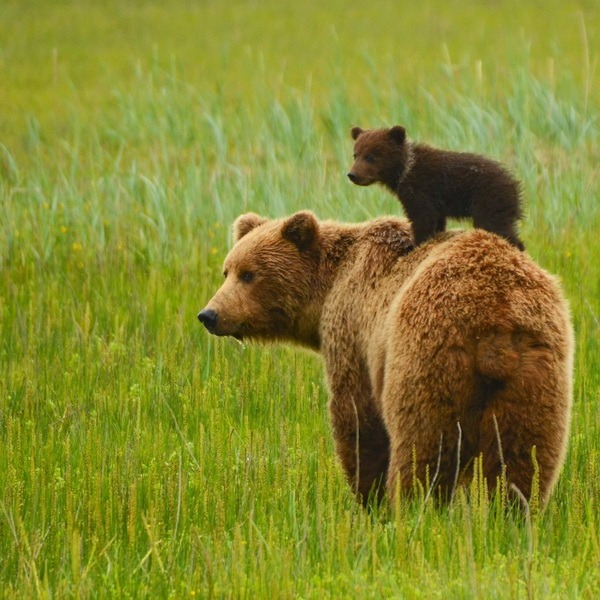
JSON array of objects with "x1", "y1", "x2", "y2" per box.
[{"x1": 199, "y1": 212, "x2": 573, "y2": 506}]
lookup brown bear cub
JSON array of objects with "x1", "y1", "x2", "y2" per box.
[{"x1": 348, "y1": 126, "x2": 525, "y2": 250}]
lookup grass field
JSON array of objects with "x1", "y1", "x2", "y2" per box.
[{"x1": 1, "y1": 0, "x2": 600, "y2": 597}]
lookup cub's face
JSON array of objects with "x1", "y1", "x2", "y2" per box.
[
  {"x1": 198, "y1": 212, "x2": 320, "y2": 342},
  {"x1": 347, "y1": 125, "x2": 407, "y2": 186}
]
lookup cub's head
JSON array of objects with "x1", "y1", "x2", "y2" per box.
[
  {"x1": 347, "y1": 125, "x2": 408, "y2": 186},
  {"x1": 198, "y1": 211, "x2": 321, "y2": 347}
]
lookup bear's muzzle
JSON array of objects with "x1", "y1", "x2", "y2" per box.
[{"x1": 198, "y1": 308, "x2": 218, "y2": 333}]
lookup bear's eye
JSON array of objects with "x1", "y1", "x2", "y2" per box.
[
  {"x1": 364, "y1": 154, "x2": 376, "y2": 163},
  {"x1": 240, "y1": 271, "x2": 254, "y2": 284},
  {"x1": 223, "y1": 270, "x2": 228, "y2": 279}
]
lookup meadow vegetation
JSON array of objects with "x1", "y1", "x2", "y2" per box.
[{"x1": 1, "y1": 0, "x2": 599, "y2": 597}]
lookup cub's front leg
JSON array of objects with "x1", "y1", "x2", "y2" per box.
[{"x1": 401, "y1": 189, "x2": 440, "y2": 246}]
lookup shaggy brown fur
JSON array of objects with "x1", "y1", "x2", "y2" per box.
[
  {"x1": 348, "y1": 126, "x2": 525, "y2": 250},
  {"x1": 199, "y1": 212, "x2": 573, "y2": 506}
]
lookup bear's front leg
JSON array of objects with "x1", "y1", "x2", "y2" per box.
[
  {"x1": 401, "y1": 190, "x2": 440, "y2": 246},
  {"x1": 329, "y1": 383, "x2": 390, "y2": 506}
]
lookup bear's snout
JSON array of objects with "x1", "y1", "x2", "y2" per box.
[
  {"x1": 348, "y1": 171, "x2": 372, "y2": 186},
  {"x1": 198, "y1": 308, "x2": 218, "y2": 332}
]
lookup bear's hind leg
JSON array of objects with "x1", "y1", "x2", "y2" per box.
[
  {"x1": 472, "y1": 327, "x2": 571, "y2": 504},
  {"x1": 386, "y1": 422, "x2": 464, "y2": 504},
  {"x1": 382, "y1": 340, "x2": 479, "y2": 503},
  {"x1": 472, "y1": 192, "x2": 525, "y2": 250},
  {"x1": 476, "y1": 376, "x2": 569, "y2": 506}
]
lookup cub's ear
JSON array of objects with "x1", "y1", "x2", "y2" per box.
[
  {"x1": 233, "y1": 212, "x2": 267, "y2": 241},
  {"x1": 389, "y1": 125, "x2": 406, "y2": 145},
  {"x1": 282, "y1": 211, "x2": 319, "y2": 251},
  {"x1": 351, "y1": 126, "x2": 364, "y2": 140}
]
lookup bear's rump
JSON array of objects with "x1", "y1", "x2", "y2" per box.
[{"x1": 377, "y1": 240, "x2": 571, "y2": 500}]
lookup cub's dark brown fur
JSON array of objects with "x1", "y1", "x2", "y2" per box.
[{"x1": 348, "y1": 126, "x2": 525, "y2": 250}]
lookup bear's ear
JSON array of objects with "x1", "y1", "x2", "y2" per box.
[
  {"x1": 233, "y1": 213, "x2": 267, "y2": 241},
  {"x1": 389, "y1": 125, "x2": 406, "y2": 145},
  {"x1": 282, "y1": 211, "x2": 319, "y2": 252},
  {"x1": 351, "y1": 127, "x2": 364, "y2": 141}
]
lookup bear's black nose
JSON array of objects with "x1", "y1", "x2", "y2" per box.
[
  {"x1": 198, "y1": 308, "x2": 218, "y2": 331},
  {"x1": 347, "y1": 172, "x2": 358, "y2": 183}
]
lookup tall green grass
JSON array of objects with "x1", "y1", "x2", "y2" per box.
[{"x1": 1, "y1": 1, "x2": 599, "y2": 597}]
